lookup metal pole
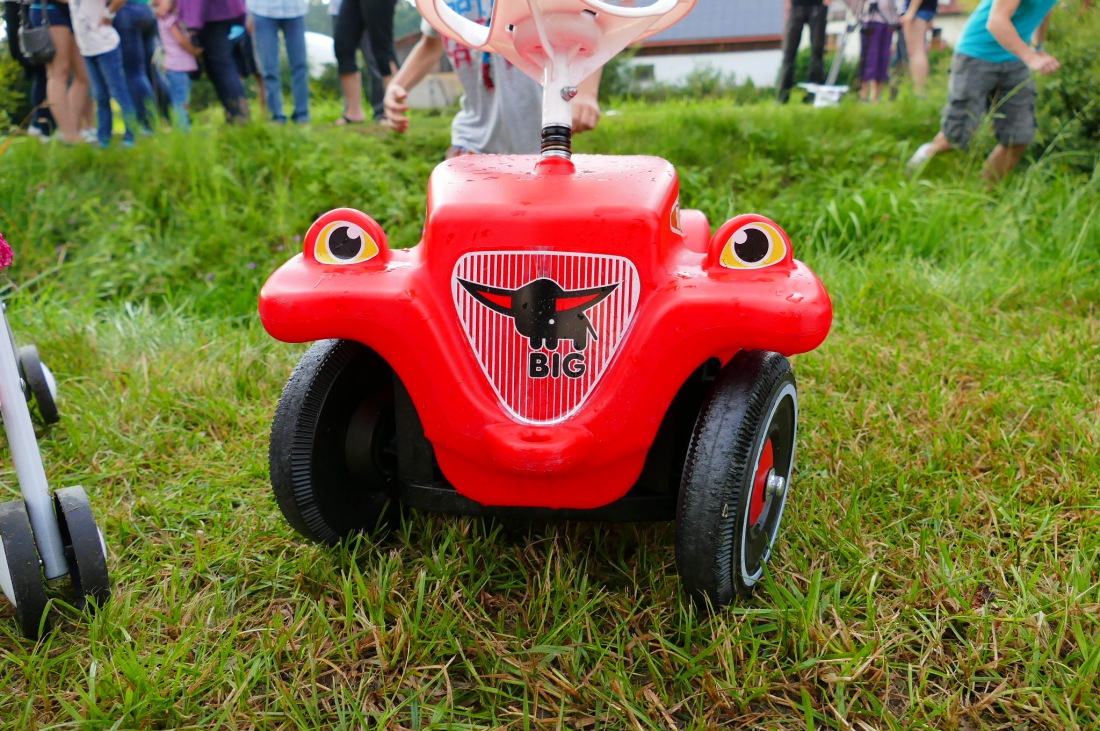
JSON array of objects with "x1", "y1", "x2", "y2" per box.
[{"x1": 0, "y1": 307, "x2": 68, "y2": 580}]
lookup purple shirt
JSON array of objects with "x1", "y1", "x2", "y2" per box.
[{"x1": 178, "y1": 0, "x2": 246, "y2": 29}]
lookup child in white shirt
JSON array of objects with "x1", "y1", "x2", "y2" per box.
[{"x1": 71, "y1": 0, "x2": 141, "y2": 146}]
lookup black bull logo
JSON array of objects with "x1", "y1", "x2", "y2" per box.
[{"x1": 458, "y1": 278, "x2": 619, "y2": 351}]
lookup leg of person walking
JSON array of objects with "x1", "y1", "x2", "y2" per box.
[
  {"x1": 903, "y1": 15, "x2": 931, "y2": 96},
  {"x1": 114, "y1": 1, "x2": 156, "y2": 130},
  {"x1": 361, "y1": 33, "x2": 385, "y2": 120},
  {"x1": 38, "y1": 9, "x2": 88, "y2": 144},
  {"x1": 252, "y1": 13, "x2": 286, "y2": 122},
  {"x1": 777, "y1": 5, "x2": 808, "y2": 103},
  {"x1": 199, "y1": 19, "x2": 249, "y2": 122},
  {"x1": 807, "y1": 3, "x2": 828, "y2": 85},
  {"x1": 84, "y1": 54, "x2": 114, "y2": 147},
  {"x1": 166, "y1": 69, "x2": 192, "y2": 131},
  {"x1": 282, "y1": 15, "x2": 311, "y2": 123},
  {"x1": 983, "y1": 64, "x2": 1037, "y2": 183},
  {"x1": 362, "y1": 0, "x2": 397, "y2": 78},
  {"x1": 2, "y1": 2, "x2": 33, "y2": 129},
  {"x1": 333, "y1": 0, "x2": 367, "y2": 123},
  {"x1": 98, "y1": 46, "x2": 140, "y2": 143}
]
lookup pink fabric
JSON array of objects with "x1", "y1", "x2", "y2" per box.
[{"x1": 158, "y1": 13, "x2": 200, "y2": 72}]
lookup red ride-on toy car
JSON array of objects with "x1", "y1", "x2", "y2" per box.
[{"x1": 259, "y1": 0, "x2": 832, "y2": 606}]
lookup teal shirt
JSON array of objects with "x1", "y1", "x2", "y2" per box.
[{"x1": 955, "y1": 0, "x2": 1056, "y2": 64}]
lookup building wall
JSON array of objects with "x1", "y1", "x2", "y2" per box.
[{"x1": 628, "y1": 50, "x2": 784, "y2": 88}]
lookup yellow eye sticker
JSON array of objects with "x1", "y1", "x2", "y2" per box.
[
  {"x1": 720, "y1": 221, "x2": 787, "y2": 270},
  {"x1": 314, "y1": 221, "x2": 379, "y2": 265}
]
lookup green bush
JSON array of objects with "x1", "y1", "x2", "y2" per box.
[
  {"x1": 0, "y1": 41, "x2": 25, "y2": 132},
  {"x1": 1037, "y1": 1, "x2": 1100, "y2": 171}
]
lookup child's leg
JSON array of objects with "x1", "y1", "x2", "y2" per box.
[
  {"x1": 84, "y1": 54, "x2": 114, "y2": 146},
  {"x1": 167, "y1": 70, "x2": 192, "y2": 131}
]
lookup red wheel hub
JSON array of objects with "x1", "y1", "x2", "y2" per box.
[{"x1": 749, "y1": 439, "x2": 774, "y2": 526}]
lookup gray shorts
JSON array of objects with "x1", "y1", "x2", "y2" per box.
[{"x1": 942, "y1": 53, "x2": 1037, "y2": 150}]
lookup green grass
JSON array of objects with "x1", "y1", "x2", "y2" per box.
[{"x1": 0, "y1": 80, "x2": 1098, "y2": 729}]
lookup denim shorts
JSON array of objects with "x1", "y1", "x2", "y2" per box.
[
  {"x1": 903, "y1": 0, "x2": 938, "y2": 22},
  {"x1": 28, "y1": 3, "x2": 73, "y2": 29},
  {"x1": 942, "y1": 53, "x2": 1037, "y2": 149}
]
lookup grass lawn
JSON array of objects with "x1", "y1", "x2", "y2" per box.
[{"x1": 0, "y1": 81, "x2": 1098, "y2": 729}]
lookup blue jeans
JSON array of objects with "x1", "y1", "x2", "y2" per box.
[
  {"x1": 113, "y1": 2, "x2": 157, "y2": 130},
  {"x1": 252, "y1": 14, "x2": 310, "y2": 123},
  {"x1": 85, "y1": 47, "x2": 139, "y2": 146},
  {"x1": 165, "y1": 69, "x2": 191, "y2": 131}
]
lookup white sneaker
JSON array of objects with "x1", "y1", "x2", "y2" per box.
[
  {"x1": 906, "y1": 142, "x2": 935, "y2": 173},
  {"x1": 81, "y1": 128, "x2": 98, "y2": 143},
  {"x1": 27, "y1": 126, "x2": 49, "y2": 144}
]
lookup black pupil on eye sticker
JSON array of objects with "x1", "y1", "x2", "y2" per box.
[
  {"x1": 329, "y1": 226, "x2": 363, "y2": 260},
  {"x1": 735, "y1": 228, "x2": 771, "y2": 263}
]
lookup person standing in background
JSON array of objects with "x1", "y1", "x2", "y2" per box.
[
  {"x1": 777, "y1": 0, "x2": 828, "y2": 104},
  {"x1": 853, "y1": 0, "x2": 900, "y2": 102},
  {"x1": 25, "y1": 0, "x2": 92, "y2": 144},
  {"x1": 3, "y1": 0, "x2": 55, "y2": 138},
  {"x1": 179, "y1": 0, "x2": 250, "y2": 122},
  {"x1": 332, "y1": 0, "x2": 396, "y2": 124},
  {"x1": 71, "y1": 0, "x2": 142, "y2": 146},
  {"x1": 153, "y1": 0, "x2": 200, "y2": 129},
  {"x1": 246, "y1": 0, "x2": 309, "y2": 123},
  {"x1": 328, "y1": 0, "x2": 384, "y2": 124},
  {"x1": 900, "y1": 0, "x2": 937, "y2": 96}
]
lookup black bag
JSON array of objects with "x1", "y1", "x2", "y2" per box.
[{"x1": 18, "y1": 3, "x2": 56, "y2": 66}]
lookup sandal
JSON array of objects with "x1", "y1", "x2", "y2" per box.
[{"x1": 333, "y1": 115, "x2": 366, "y2": 127}]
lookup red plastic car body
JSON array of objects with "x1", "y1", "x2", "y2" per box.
[{"x1": 259, "y1": 154, "x2": 832, "y2": 511}]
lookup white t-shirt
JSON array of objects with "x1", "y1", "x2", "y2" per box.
[
  {"x1": 421, "y1": 1, "x2": 542, "y2": 155},
  {"x1": 71, "y1": 0, "x2": 121, "y2": 57}
]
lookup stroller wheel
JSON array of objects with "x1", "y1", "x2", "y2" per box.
[
  {"x1": 269, "y1": 339, "x2": 401, "y2": 545},
  {"x1": 54, "y1": 487, "x2": 110, "y2": 612},
  {"x1": 676, "y1": 350, "x2": 798, "y2": 607},
  {"x1": 18, "y1": 345, "x2": 60, "y2": 425},
  {"x1": 0, "y1": 500, "x2": 50, "y2": 640}
]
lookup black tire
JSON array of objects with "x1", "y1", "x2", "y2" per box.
[
  {"x1": 676, "y1": 350, "x2": 798, "y2": 607},
  {"x1": 0, "y1": 500, "x2": 50, "y2": 640},
  {"x1": 270, "y1": 339, "x2": 400, "y2": 545},
  {"x1": 54, "y1": 487, "x2": 111, "y2": 611},
  {"x1": 18, "y1": 345, "x2": 60, "y2": 425}
]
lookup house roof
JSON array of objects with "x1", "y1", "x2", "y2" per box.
[{"x1": 642, "y1": 0, "x2": 785, "y2": 46}]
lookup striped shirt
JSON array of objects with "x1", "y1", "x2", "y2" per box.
[{"x1": 246, "y1": 0, "x2": 308, "y2": 19}]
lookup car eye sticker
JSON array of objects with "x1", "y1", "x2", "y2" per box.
[
  {"x1": 720, "y1": 221, "x2": 787, "y2": 270},
  {"x1": 314, "y1": 221, "x2": 379, "y2": 265}
]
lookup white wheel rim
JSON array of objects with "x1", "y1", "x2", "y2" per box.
[
  {"x1": 740, "y1": 382, "x2": 798, "y2": 587},
  {"x1": 0, "y1": 540, "x2": 16, "y2": 606},
  {"x1": 41, "y1": 363, "x2": 59, "y2": 402}
]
